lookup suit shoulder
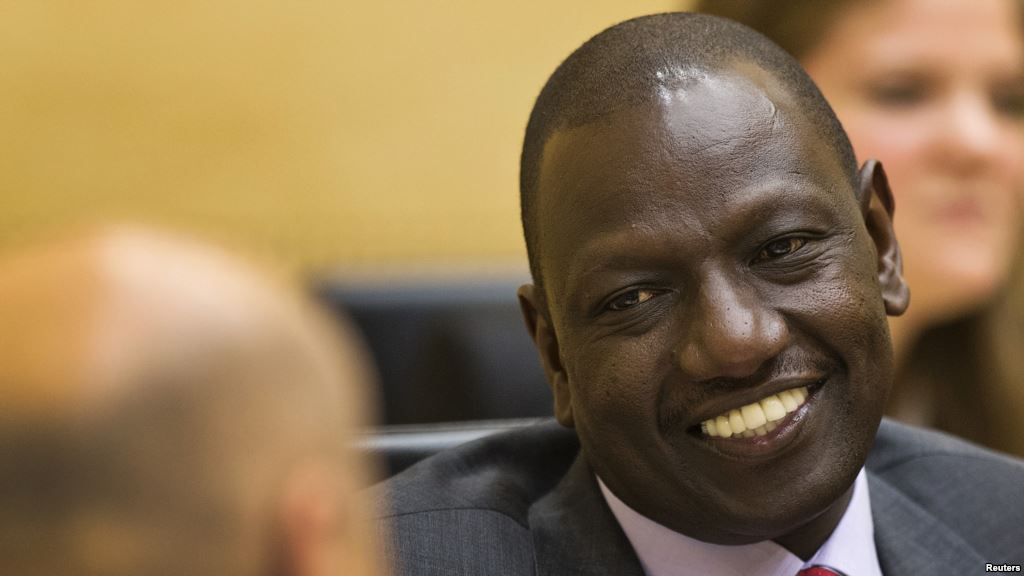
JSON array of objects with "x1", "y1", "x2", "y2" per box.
[
  {"x1": 869, "y1": 418, "x2": 1024, "y2": 476},
  {"x1": 371, "y1": 420, "x2": 579, "y2": 524},
  {"x1": 868, "y1": 419, "x2": 1024, "y2": 552},
  {"x1": 368, "y1": 421, "x2": 579, "y2": 576}
]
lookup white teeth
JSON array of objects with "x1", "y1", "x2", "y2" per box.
[
  {"x1": 741, "y1": 403, "x2": 767, "y2": 429},
  {"x1": 701, "y1": 386, "x2": 809, "y2": 439},
  {"x1": 778, "y1": 390, "x2": 799, "y2": 412},
  {"x1": 704, "y1": 418, "x2": 718, "y2": 436},
  {"x1": 761, "y1": 395, "x2": 786, "y2": 421},
  {"x1": 728, "y1": 410, "x2": 747, "y2": 435},
  {"x1": 716, "y1": 415, "x2": 732, "y2": 437}
]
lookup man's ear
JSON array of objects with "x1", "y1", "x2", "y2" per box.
[
  {"x1": 518, "y1": 284, "x2": 574, "y2": 427},
  {"x1": 275, "y1": 462, "x2": 338, "y2": 576},
  {"x1": 858, "y1": 159, "x2": 910, "y2": 316}
]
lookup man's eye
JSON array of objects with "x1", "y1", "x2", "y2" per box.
[
  {"x1": 755, "y1": 238, "x2": 806, "y2": 262},
  {"x1": 606, "y1": 288, "x2": 658, "y2": 311}
]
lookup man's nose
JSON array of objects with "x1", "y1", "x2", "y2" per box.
[{"x1": 677, "y1": 269, "x2": 788, "y2": 382}]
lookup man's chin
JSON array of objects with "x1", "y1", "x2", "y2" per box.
[
  {"x1": 639, "y1": 445, "x2": 864, "y2": 546},
  {"x1": 660, "y1": 480, "x2": 855, "y2": 548}
]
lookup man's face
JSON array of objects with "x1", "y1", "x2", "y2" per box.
[{"x1": 523, "y1": 71, "x2": 907, "y2": 544}]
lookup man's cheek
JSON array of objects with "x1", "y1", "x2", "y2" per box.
[{"x1": 569, "y1": 352, "x2": 650, "y2": 418}]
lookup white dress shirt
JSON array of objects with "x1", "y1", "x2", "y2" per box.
[{"x1": 598, "y1": 469, "x2": 882, "y2": 576}]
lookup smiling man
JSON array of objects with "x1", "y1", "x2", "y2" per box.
[{"x1": 374, "y1": 13, "x2": 1024, "y2": 575}]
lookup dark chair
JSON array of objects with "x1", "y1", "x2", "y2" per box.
[
  {"x1": 315, "y1": 277, "x2": 552, "y2": 425},
  {"x1": 355, "y1": 418, "x2": 543, "y2": 482}
]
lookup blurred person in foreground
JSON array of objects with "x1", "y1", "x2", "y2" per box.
[
  {"x1": 697, "y1": 0, "x2": 1024, "y2": 455},
  {"x1": 0, "y1": 226, "x2": 385, "y2": 576},
  {"x1": 374, "y1": 13, "x2": 1024, "y2": 575}
]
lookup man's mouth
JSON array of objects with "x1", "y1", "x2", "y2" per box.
[{"x1": 698, "y1": 385, "x2": 811, "y2": 439}]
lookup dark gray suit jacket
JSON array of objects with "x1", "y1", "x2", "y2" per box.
[{"x1": 374, "y1": 419, "x2": 1024, "y2": 575}]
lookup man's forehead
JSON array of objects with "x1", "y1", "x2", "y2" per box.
[
  {"x1": 655, "y1": 68, "x2": 781, "y2": 144},
  {"x1": 538, "y1": 71, "x2": 844, "y2": 214},
  {"x1": 546, "y1": 62, "x2": 805, "y2": 143}
]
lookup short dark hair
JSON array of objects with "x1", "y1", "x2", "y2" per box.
[{"x1": 519, "y1": 12, "x2": 858, "y2": 288}]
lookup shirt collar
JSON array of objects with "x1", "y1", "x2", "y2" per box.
[{"x1": 597, "y1": 469, "x2": 881, "y2": 576}]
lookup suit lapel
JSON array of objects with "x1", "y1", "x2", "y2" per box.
[
  {"x1": 529, "y1": 455, "x2": 645, "y2": 576},
  {"x1": 869, "y1": 473, "x2": 984, "y2": 575}
]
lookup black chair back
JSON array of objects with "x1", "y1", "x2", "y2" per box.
[{"x1": 316, "y1": 278, "x2": 552, "y2": 424}]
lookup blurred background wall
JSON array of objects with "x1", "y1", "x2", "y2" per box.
[{"x1": 0, "y1": 1, "x2": 689, "y2": 274}]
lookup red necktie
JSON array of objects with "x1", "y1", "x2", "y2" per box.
[{"x1": 797, "y1": 567, "x2": 846, "y2": 576}]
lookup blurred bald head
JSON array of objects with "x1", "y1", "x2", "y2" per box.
[{"x1": 0, "y1": 227, "x2": 382, "y2": 576}]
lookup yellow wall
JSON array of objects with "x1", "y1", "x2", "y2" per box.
[{"x1": 0, "y1": 1, "x2": 688, "y2": 273}]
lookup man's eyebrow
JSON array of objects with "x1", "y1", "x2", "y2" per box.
[
  {"x1": 561, "y1": 227, "x2": 687, "y2": 294},
  {"x1": 727, "y1": 170, "x2": 846, "y2": 206}
]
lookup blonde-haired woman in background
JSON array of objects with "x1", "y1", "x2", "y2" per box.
[{"x1": 697, "y1": 0, "x2": 1024, "y2": 455}]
